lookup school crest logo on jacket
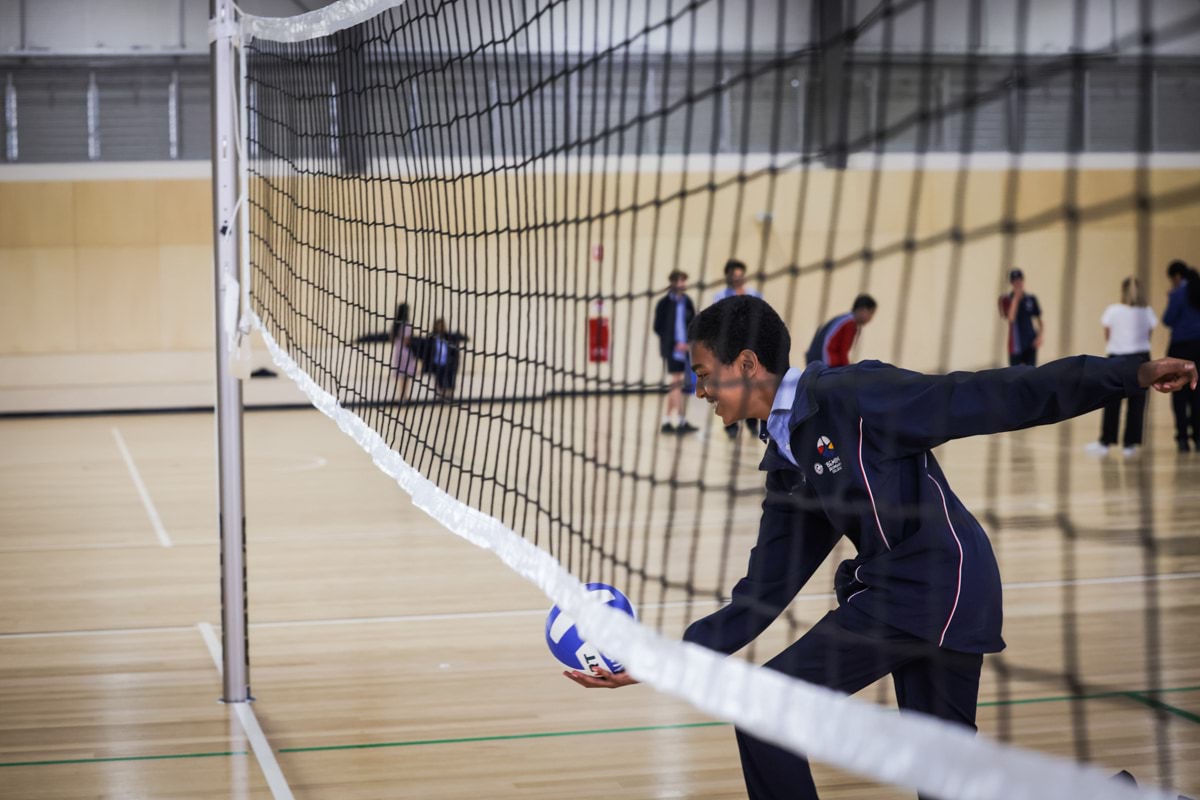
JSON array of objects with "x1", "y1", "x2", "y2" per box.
[{"x1": 816, "y1": 436, "x2": 842, "y2": 473}]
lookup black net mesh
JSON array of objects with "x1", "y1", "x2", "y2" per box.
[{"x1": 245, "y1": 0, "x2": 1200, "y2": 792}]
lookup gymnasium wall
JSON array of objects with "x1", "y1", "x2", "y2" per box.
[
  {"x1": 0, "y1": 166, "x2": 306, "y2": 412},
  {"x1": 248, "y1": 158, "x2": 1200, "y2": 395},
  {"x1": 2, "y1": 160, "x2": 1198, "y2": 412}
]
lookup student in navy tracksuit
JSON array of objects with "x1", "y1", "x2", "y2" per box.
[
  {"x1": 1164, "y1": 260, "x2": 1200, "y2": 452},
  {"x1": 998, "y1": 268, "x2": 1043, "y2": 366},
  {"x1": 565, "y1": 295, "x2": 1197, "y2": 800},
  {"x1": 653, "y1": 270, "x2": 699, "y2": 434},
  {"x1": 420, "y1": 318, "x2": 469, "y2": 399}
]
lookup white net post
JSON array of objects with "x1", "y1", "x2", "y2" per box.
[{"x1": 210, "y1": 0, "x2": 250, "y2": 704}]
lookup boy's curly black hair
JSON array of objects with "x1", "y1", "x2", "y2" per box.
[{"x1": 686, "y1": 295, "x2": 790, "y2": 375}]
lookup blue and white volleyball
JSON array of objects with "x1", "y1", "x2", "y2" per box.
[{"x1": 545, "y1": 583, "x2": 637, "y2": 674}]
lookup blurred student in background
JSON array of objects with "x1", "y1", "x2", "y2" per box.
[
  {"x1": 1165, "y1": 260, "x2": 1200, "y2": 452},
  {"x1": 1086, "y1": 278, "x2": 1156, "y2": 458}
]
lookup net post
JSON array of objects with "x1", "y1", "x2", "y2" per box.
[{"x1": 210, "y1": 0, "x2": 250, "y2": 704}]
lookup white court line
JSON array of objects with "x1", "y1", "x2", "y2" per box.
[
  {"x1": 5, "y1": 572, "x2": 1199, "y2": 640},
  {"x1": 0, "y1": 623, "x2": 197, "y2": 639},
  {"x1": 198, "y1": 622, "x2": 294, "y2": 800},
  {"x1": 111, "y1": 427, "x2": 172, "y2": 548},
  {"x1": 1002, "y1": 572, "x2": 1200, "y2": 591},
  {"x1": 0, "y1": 529, "x2": 403, "y2": 554},
  {"x1": 279, "y1": 456, "x2": 327, "y2": 472}
]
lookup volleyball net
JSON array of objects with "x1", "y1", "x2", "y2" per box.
[{"x1": 229, "y1": 0, "x2": 1200, "y2": 796}]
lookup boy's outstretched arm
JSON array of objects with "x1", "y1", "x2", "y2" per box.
[
  {"x1": 565, "y1": 472, "x2": 840, "y2": 690},
  {"x1": 849, "y1": 355, "x2": 1196, "y2": 458},
  {"x1": 680, "y1": 472, "x2": 840, "y2": 656}
]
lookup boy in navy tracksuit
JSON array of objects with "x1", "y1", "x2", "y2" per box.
[{"x1": 566, "y1": 296, "x2": 1197, "y2": 800}]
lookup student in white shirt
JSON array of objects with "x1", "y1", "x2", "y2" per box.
[{"x1": 1086, "y1": 277, "x2": 1158, "y2": 457}]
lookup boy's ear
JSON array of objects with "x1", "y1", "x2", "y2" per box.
[{"x1": 739, "y1": 349, "x2": 758, "y2": 375}]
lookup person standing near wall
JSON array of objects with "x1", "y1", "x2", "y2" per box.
[
  {"x1": 1164, "y1": 260, "x2": 1200, "y2": 452},
  {"x1": 998, "y1": 269, "x2": 1044, "y2": 366},
  {"x1": 711, "y1": 259, "x2": 763, "y2": 440},
  {"x1": 1085, "y1": 277, "x2": 1156, "y2": 458},
  {"x1": 422, "y1": 318, "x2": 469, "y2": 400},
  {"x1": 653, "y1": 270, "x2": 698, "y2": 434}
]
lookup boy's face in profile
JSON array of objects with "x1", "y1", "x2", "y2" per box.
[{"x1": 689, "y1": 341, "x2": 752, "y2": 426}]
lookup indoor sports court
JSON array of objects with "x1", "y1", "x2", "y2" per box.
[{"x1": 2, "y1": 1, "x2": 1199, "y2": 799}]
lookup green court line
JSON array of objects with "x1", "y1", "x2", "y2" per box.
[
  {"x1": 979, "y1": 684, "x2": 1200, "y2": 708},
  {"x1": 278, "y1": 721, "x2": 730, "y2": 753},
  {"x1": 1124, "y1": 693, "x2": 1200, "y2": 725},
  {"x1": 0, "y1": 750, "x2": 247, "y2": 768},
  {"x1": 11, "y1": 687, "x2": 1196, "y2": 766},
  {"x1": 281, "y1": 685, "x2": 1200, "y2": 754}
]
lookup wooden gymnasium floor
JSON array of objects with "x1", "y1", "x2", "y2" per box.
[{"x1": 1, "y1": 397, "x2": 1198, "y2": 799}]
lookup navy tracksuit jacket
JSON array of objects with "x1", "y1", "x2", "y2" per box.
[{"x1": 684, "y1": 354, "x2": 1144, "y2": 657}]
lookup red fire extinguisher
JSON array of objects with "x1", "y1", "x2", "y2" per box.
[
  {"x1": 588, "y1": 244, "x2": 610, "y2": 363},
  {"x1": 589, "y1": 300, "x2": 610, "y2": 363}
]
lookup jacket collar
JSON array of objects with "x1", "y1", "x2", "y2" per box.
[{"x1": 758, "y1": 361, "x2": 823, "y2": 471}]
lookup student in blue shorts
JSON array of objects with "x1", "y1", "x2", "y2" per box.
[{"x1": 653, "y1": 270, "x2": 699, "y2": 434}]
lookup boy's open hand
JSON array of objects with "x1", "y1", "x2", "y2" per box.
[
  {"x1": 563, "y1": 668, "x2": 639, "y2": 689},
  {"x1": 1137, "y1": 358, "x2": 1198, "y2": 393}
]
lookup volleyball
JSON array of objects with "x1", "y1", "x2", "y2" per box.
[{"x1": 545, "y1": 583, "x2": 636, "y2": 674}]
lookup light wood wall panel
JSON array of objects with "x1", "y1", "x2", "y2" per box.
[
  {"x1": 158, "y1": 244, "x2": 215, "y2": 351},
  {"x1": 154, "y1": 180, "x2": 213, "y2": 246},
  {"x1": 0, "y1": 169, "x2": 1197, "y2": 381},
  {"x1": 73, "y1": 180, "x2": 160, "y2": 247},
  {"x1": 0, "y1": 182, "x2": 75, "y2": 247},
  {"x1": 75, "y1": 246, "x2": 162, "y2": 353},
  {"x1": 0, "y1": 248, "x2": 79, "y2": 354}
]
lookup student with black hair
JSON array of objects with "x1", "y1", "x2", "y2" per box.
[
  {"x1": 998, "y1": 268, "x2": 1043, "y2": 366},
  {"x1": 711, "y1": 259, "x2": 763, "y2": 304},
  {"x1": 712, "y1": 259, "x2": 764, "y2": 439},
  {"x1": 357, "y1": 302, "x2": 412, "y2": 344},
  {"x1": 804, "y1": 294, "x2": 877, "y2": 367},
  {"x1": 653, "y1": 270, "x2": 698, "y2": 434},
  {"x1": 566, "y1": 294, "x2": 1197, "y2": 800},
  {"x1": 389, "y1": 303, "x2": 418, "y2": 402},
  {"x1": 420, "y1": 318, "x2": 469, "y2": 399},
  {"x1": 1165, "y1": 260, "x2": 1200, "y2": 451}
]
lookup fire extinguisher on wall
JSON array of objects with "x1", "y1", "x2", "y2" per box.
[
  {"x1": 588, "y1": 243, "x2": 610, "y2": 363},
  {"x1": 588, "y1": 301, "x2": 610, "y2": 363}
]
